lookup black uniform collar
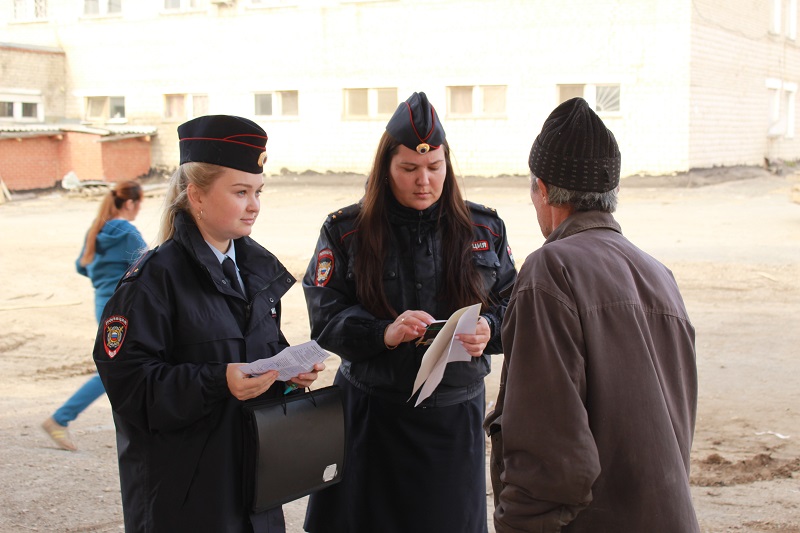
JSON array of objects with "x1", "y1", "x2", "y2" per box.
[
  {"x1": 172, "y1": 210, "x2": 296, "y2": 298},
  {"x1": 173, "y1": 211, "x2": 225, "y2": 272},
  {"x1": 385, "y1": 191, "x2": 442, "y2": 225}
]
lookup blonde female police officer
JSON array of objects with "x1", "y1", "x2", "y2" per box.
[
  {"x1": 302, "y1": 92, "x2": 517, "y2": 533},
  {"x1": 94, "y1": 115, "x2": 323, "y2": 533}
]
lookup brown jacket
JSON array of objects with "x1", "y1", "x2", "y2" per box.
[{"x1": 484, "y1": 210, "x2": 699, "y2": 533}]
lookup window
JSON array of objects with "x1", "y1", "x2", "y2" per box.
[
  {"x1": 448, "y1": 86, "x2": 473, "y2": 115},
  {"x1": 164, "y1": 0, "x2": 200, "y2": 10},
  {"x1": 21, "y1": 102, "x2": 38, "y2": 118},
  {"x1": 164, "y1": 94, "x2": 186, "y2": 120},
  {"x1": 446, "y1": 85, "x2": 507, "y2": 117},
  {"x1": 0, "y1": 92, "x2": 43, "y2": 122},
  {"x1": 559, "y1": 84, "x2": 584, "y2": 103},
  {"x1": 376, "y1": 88, "x2": 397, "y2": 115},
  {"x1": 85, "y1": 96, "x2": 126, "y2": 122},
  {"x1": 164, "y1": 93, "x2": 209, "y2": 119},
  {"x1": 84, "y1": 0, "x2": 121, "y2": 16},
  {"x1": 192, "y1": 94, "x2": 209, "y2": 116},
  {"x1": 254, "y1": 91, "x2": 299, "y2": 117},
  {"x1": 771, "y1": 0, "x2": 798, "y2": 39},
  {"x1": 557, "y1": 84, "x2": 621, "y2": 114},
  {"x1": 279, "y1": 91, "x2": 298, "y2": 115},
  {"x1": 13, "y1": 0, "x2": 48, "y2": 20},
  {"x1": 255, "y1": 94, "x2": 273, "y2": 116},
  {"x1": 343, "y1": 88, "x2": 397, "y2": 119},
  {"x1": 345, "y1": 89, "x2": 368, "y2": 116},
  {"x1": 767, "y1": 78, "x2": 797, "y2": 138},
  {"x1": 250, "y1": 0, "x2": 298, "y2": 6}
]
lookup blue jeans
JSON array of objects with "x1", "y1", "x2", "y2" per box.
[{"x1": 52, "y1": 373, "x2": 106, "y2": 426}]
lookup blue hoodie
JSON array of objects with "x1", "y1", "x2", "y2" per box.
[{"x1": 76, "y1": 219, "x2": 146, "y2": 321}]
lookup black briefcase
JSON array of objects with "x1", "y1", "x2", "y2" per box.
[{"x1": 242, "y1": 385, "x2": 346, "y2": 513}]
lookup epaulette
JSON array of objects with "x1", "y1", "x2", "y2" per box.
[
  {"x1": 121, "y1": 247, "x2": 158, "y2": 282},
  {"x1": 466, "y1": 200, "x2": 500, "y2": 218},
  {"x1": 325, "y1": 203, "x2": 361, "y2": 225}
]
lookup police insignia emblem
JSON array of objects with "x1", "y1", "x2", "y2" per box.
[
  {"x1": 315, "y1": 249, "x2": 334, "y2": 287},
  {"x1": 416, "y1": 143, "x2": 430, "y2": 154},
  {"x1": 258, "y1": 151, "x2": 268, "y2": 167},
  {"x1": 103, "y1": 315, "x2": 128, "y2": 358}
]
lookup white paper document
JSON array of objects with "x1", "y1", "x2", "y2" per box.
[
  {"x1": 409, "y1": 303, "x2": 482, "y2": 407},
  {"x1": 240, "y1": 340, "x2": 330, "y2": 381}
]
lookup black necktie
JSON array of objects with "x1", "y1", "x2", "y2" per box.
[{"x1": 222, "y1": 256, "x2": 244, "y2": 297}]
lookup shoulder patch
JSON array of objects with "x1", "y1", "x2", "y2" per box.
[
  {"x1": 122, "y1": 247, "x2": 158, "y2": 281},
  {"x1": 103, "y1": 314, "x2": 128, "y2": 358},
  {"x1": 315, "y1": 248, "x2": 334, "y2": 286}
]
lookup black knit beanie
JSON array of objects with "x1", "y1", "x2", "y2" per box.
[{"x1": 528, "y1": 97, "x2": 621, "y2": 193}]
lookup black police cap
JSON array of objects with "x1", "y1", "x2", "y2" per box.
[
  {"x1": 385, "y1": 92, "x2": 445, "y2": 154},
  {"x1": 178, "y1": 115, "x2": 268, "y2": 174}
]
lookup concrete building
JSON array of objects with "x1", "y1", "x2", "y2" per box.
[{"x1": 2, "y1": 0, "x2": 799, "y2": 190}]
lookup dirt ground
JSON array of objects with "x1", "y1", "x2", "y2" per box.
[{"x1": 1, "y1": 168, "x2": 799, "y2": 533}]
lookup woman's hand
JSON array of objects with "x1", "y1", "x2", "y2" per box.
[
  {"x1": 455, "y1": 316, "x2": 491, "y2": 358},
  {"x1": 383, "y1": 310, "x2": 436, "y2": 348},
  {"x1": 226, "y1": 364, "x2": 279, "y2": 400},
  {"x1": 287, "y1": 362, "x2": 326, "y2": 390}
]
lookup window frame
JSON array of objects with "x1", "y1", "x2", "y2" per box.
[
  {"x1": 12, "y1": 0, "x2": 48, "y2": 21},
  {"x1": 253, "y1": 90, "x2": 300, "y2": 118},
  {"x1": 84, "y1": 95, "x2": 127, "y2": 123},
  {"x1": 161, "y1": 0, "x2": 204, "y2": 13},
  {"x1": 342, "y1": 87, "x2": 398, "y2": 120},
  {"x1": 82, "y1": 0, "x2": 122, "y2": 17},
  {"x1": 0, "y1": 91, "x2": 44, "y2": 122},
  {"x1": 766, "y1": 78, "x2": 797, "y2": 138},
  {"x1": 557, "y1": 83, "x2": 622, "y2": 116},
  {"x1": 445, "y1": 85, "x2": 508, "y2": 119}
]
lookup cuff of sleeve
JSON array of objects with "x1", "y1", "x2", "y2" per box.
[
  {"x1": 378, "y1": 320, "x2": 395, "y2": 351},
  {"x1": 481, "y1": 313, "x2": 496, "y2": 337},
  {"x1": 209, "y1": 363, "x2": 232, "y2": 400}
]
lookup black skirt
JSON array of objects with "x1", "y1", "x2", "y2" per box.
[{"x1": 303, "y1": 372, "x2": 488, "y2": 533}]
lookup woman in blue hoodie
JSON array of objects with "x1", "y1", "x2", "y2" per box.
[{"x1": 42, "y1": 180, "x2": 146, "y2": 451}]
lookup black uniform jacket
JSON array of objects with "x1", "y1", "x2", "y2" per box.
[
  {"x1": 303, "y1": 197, "x2": 517, "y2": 404},
  {"x1": 94, "y1": 211, "x2": 295, "y2": 533}
]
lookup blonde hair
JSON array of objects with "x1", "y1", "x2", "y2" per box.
[
  {"x1": 79, "y1": 180, "x2": 143, "y2": 267},
  {"x1": 156, "y1": 162, "x2": 225, "y2": 244}
]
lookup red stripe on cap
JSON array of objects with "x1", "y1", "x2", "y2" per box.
[
  {"x1": 179, "y1": 136, "x2": 267, "y2": 150},
  {"x1": 405, "y1": 102, "x2": 440, "y2": 149}
]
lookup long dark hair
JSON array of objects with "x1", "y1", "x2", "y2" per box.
[
  {"x1": 355, "y1": 132, "x2": 488, "y2": 318},
  {"x1": 79, "y1": 180, "x2": 143, "y2": 267}
]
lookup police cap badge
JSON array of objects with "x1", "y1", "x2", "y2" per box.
[
  {"x1": 178, "y1": 115, "x2": 268, "y2": 174},
  {"x1": 386, "y1": 92, "x2": 445, "y2": 154}
]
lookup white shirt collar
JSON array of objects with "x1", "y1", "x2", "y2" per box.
[{"x1": 206, "y1": 241, "x2": 237, "y2": 265}]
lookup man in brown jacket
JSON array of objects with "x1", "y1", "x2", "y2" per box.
[{"x1": 484, "y1": 97, "x2": 700, "y2": 532}]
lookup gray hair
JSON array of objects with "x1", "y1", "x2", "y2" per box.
[{"x1": 534, "y1": 175, "x2": 618, "y2": 213}]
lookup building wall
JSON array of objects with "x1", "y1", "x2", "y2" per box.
[
  {"x1": 689, "y1": 0, "x2": 800, "y2": 168},
  {"x1": 0, "y1": 44, "x2": 67, "y2": 122},
  {"x1": 60, "y1": 131, "x2": 103, "y2": 182},
  {"x1": 3, "y1": 0, "x2": 799, "y2": 177},
  {"x1": 101, "y1": 137, "x2": 153, "y2": 182},
  {"x1": 0, "y1": 132, "x2": 152, "y2": 191},
  {"x1": 0, "y1": 136, "x2": 63, "y2": 190}
]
